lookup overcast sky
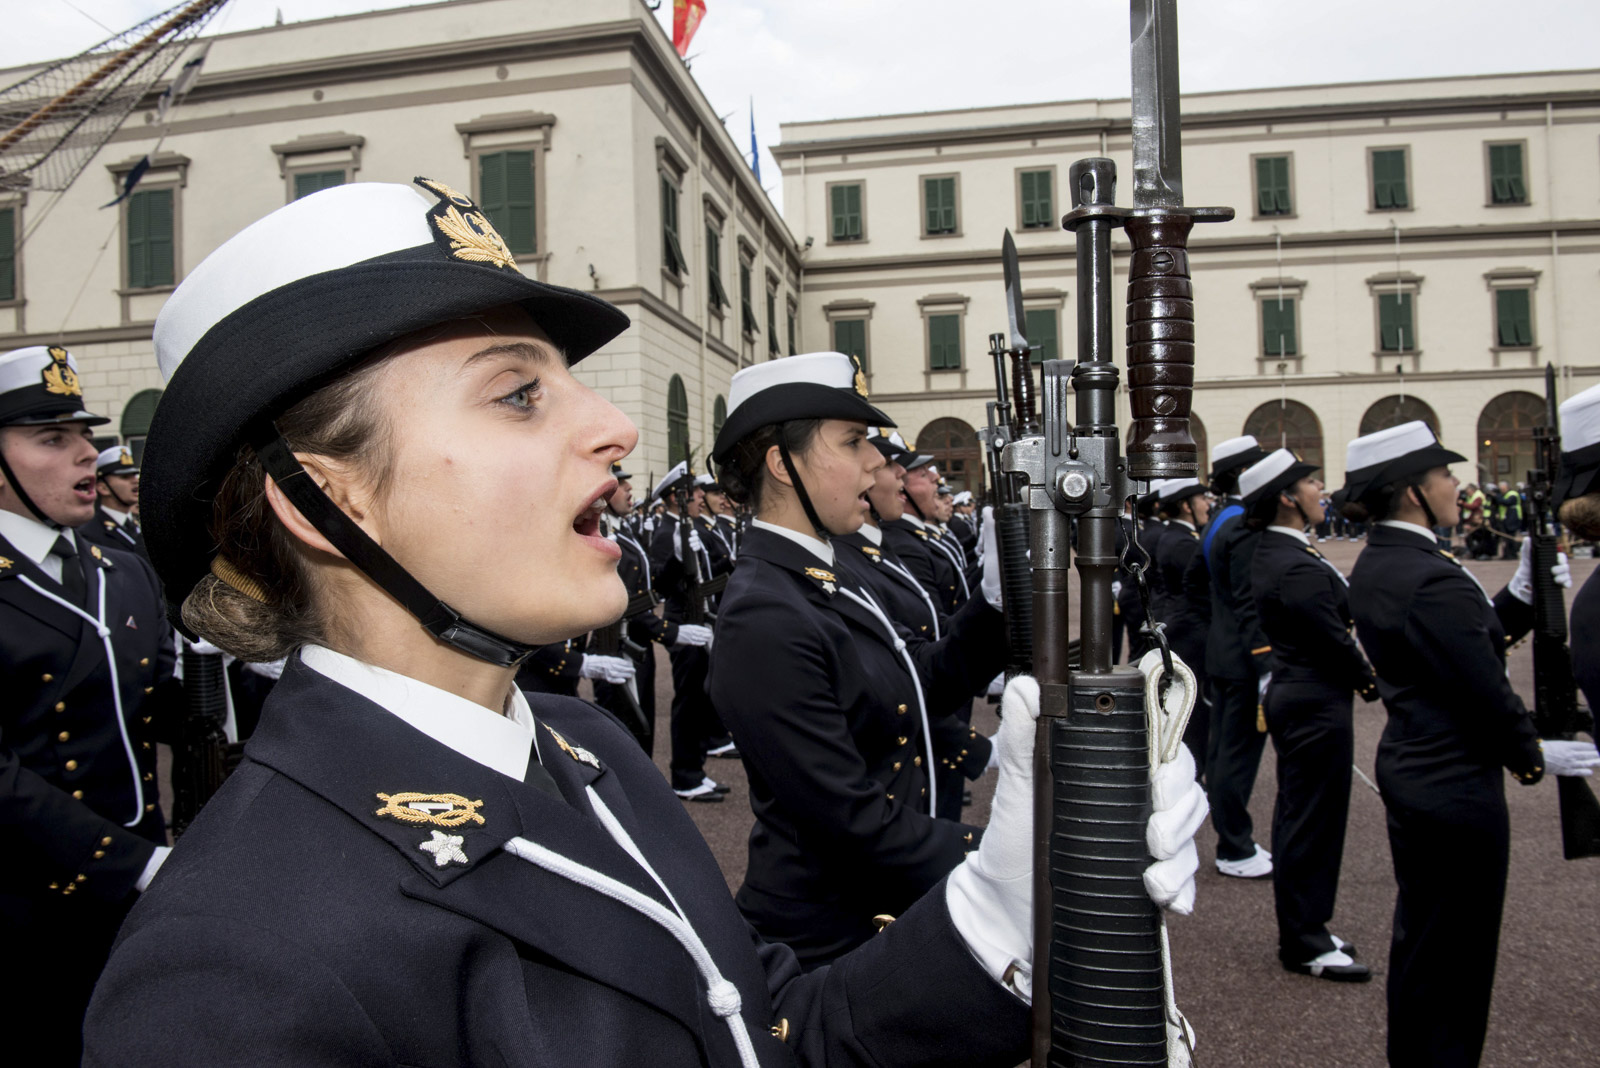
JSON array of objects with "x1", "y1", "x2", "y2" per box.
[{"x1": 12, "y1": 0, "x2": 1600, "y2": 208}]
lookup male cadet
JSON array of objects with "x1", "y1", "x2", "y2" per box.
[
  {"x1": 701, "y1": 473, "x2": 743, "y2": 558},
  {"x1": 691, "y1": 473, "x2": 739, "y2": 763},
  {"x1": 648, "y1": 463, "x2": 724, "y2": 800},
  {"x1": 0, "y1": 346, "x2": 179, "y2": 1066},
  {"x1": 1151, "y1": 478, "x2": 1214, "y2": 771},
  {"x1": 885, "y1": 443, "x2": 970, "y2": 615},
  {"x1": 78, "y1": 445, "x2": 145, "y2": 559},
  {"x1": 947, "y1": 489, "x2": 979, "y2": 567},
  {"x1": 1185, "y1": 434, "x2": 1275, "y2": 878}
]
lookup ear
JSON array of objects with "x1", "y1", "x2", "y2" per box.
[
  {"x1": 764, "y1": 444, "x2": 795, "y2": 489},
  {"x1": 262, "y1": 454, "x2": 380, "y2": 561}
]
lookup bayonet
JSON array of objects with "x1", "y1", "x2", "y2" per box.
[
  {"x1": 1130, "y1": 0, "x2": 1184, "y2": 208},
  {"x1": 1002, "y1": 230, "x2": 1030, "y2": 353}
]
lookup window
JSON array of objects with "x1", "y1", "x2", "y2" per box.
[
  {"x1": 739, "y1": 261, "x2": 755, "y2": 338},
  {"x1": 928, "y1": 313, "x2": 962, "y2": 370},
  {"x1": 479, "y1": 151, "x2": 537, "y2": 255},
  {"x1": 667, "y1": 375, "x2": 690, "y2": 468},
  {"x1": 1371, "y1": 149, "x2": 1409, "y2": 210},
  {"x1": 1378, "y1": 292, "x2": 1415, "y2": 352},
  {"x1": 712, "y1": 395, "x2": 727, "y2": 442},
  {"x1": 1254, "y1": 155, "x2": 1292, "y2": 216},
  {"x1": 830, "y1": 182, "x2": 863, "y2": 242},
  {"x1": 1262, "y1": 297, "x2": 1297, "y2": 357},
  {"x1": 705, "y1": 224, "x2": 727, "y2": 310},
  {"x1": 1243, "y1": 399, "x2": 1323, "y2": 471},
  {"x1": 923, "y1": 176, "x2": 958, "y2": 236},
  {"x1": 787, "y1": 304, "x2": 797, "y2": 356},
  {"x1": 293, "y1": 171, "x2": 346, "y2": 200},
  {"x1": 660, "y1": 174, "x2": 685, "y2": 276},
  {"x1": 1478, "y1": 391, "x2": 1543, "y2": 478},
  {"x1": 1024, "y1": 308, "x2": 1058, "y2": 364},
  {"x1": 126, "y1": 188, "x2": 174, "y2": 289},
  {"x1": 120, "y1": 388, "x2": 163, "y2": 464},
  {"x1": 1488, "y1": 142, "x2": 1527, "y2": 205},
  {"x1": 0, "y1": 206, "x2": 13, "y2": 301},
  {"x1": 1019, "y1": 169, "x2": 1054, "y2": 230},
  {"x1": 834, "y1": 319, "x2": 867, "y2": 370},
  {"x1": 1495, "y1": 288, "x2": 1533, "y2": 347},
  {"x1": 766, "y1": 287, "x2": 779, "y2": 356}
]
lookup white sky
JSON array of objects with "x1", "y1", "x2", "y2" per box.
[{"x1": 11, "y1": 0, "x2": 1600, "y2": 210}]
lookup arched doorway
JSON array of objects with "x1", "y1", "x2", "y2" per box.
[
  {"x1": 120, "y1": 388, "x2": 162, "y2": 464},
  {"x1": 1243, "y1": 399, "x2": 1323, "y2": 470},
  {"x1": 1478, "y1": 391, "x2": 1544, "y2": 484},
  {"x1": 916, "y1": 417, "x2": 982, "y2": 497},
  {"x1": 1360, "y1": 395, "x2": 1439, "y2": 437},
  {"x1": 667, "y1": 375, "x2": 690, "y2": 468}
]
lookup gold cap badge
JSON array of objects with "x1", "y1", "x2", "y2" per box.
[
  {"x1": 415, "y1": 177, "x2": 518, "y2": 271},
  {"x1": 850, "y1": 355, "x2": 869, "y2": 398},
  {"x1": 375, "y1": 792, "x2": 486, "y2": 827},
  {"x1": 41, "y1": 347, "x2": 82, "y2": 399}
]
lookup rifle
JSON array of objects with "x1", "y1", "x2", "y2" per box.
[
  {"x1": 1526, "y1": 362, "x2": 1600, "y2": 859},
  {"x1": 671, "y1": 483, "x2": 729, "y2": 624},
  {"x1": 1005, "y1": 4, "x2": 1231, "y2": 1063},
  {"x1": 169, "y1": 640, "x2": 230, "y2": 837}
]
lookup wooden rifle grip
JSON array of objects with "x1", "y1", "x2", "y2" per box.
[{"x1": 1123, "y1": 211, "x2": 1197, "y2": 479}]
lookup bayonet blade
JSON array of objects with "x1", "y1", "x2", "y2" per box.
[
  {"x1": 1130, "y1": 0, "x2": 1184, "y2": 208},
  {"x1": 1002, "y1": 229, "x2": 1029, "y2": 353}
]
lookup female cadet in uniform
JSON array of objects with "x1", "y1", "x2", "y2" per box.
[
  {"x1": 704, "y1": 354, "x2": 1011, "y2": 966},
  {"x1": 1236, "y1": 450, "x2": 1375, "y2": 983},
  {"x1": 1341, "y1": 421, "x2": 1597, "y2": 1067},
  {"x1": 1554, "y1": 382, "x2": 1600, "y2": 715},
  {"x1": 83, "y1": 180, "x2": 1125, "y2": 1068}
]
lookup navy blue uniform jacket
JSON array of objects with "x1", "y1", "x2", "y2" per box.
[{"x1": 85, "y1": 659, "x2": 1028, "y2": 1066}]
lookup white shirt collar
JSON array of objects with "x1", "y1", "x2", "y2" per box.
[
  {"x1": 858, "y1": 522, "x2": 884, "y2": 546},
  {"x1": 1378, "y1": 519, "x2": 1439, "y2": 542},
  {"x1": 299, "y1": 644, "x2": 537, "y2": 781},
  {"x1": 1170, "y1": 518, "x2": 1195, "y2": 531},
  {"x1": 901, "y1": 513, "x2": 928, "y2": 531},
  {"x1": 751, "y1": 517, "x2": 834, "y2": 566},
  {"x1": 1266, "y1": 524, "x2": 1310, "y2": 545},
  {"x1": 102, "y1": 505, "x2": 131, "y2": 526},
  {"x1": 0, "y1": 508, "x2": 64, "y2": 569}
]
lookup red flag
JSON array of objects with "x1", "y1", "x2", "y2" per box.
[{"x1": 673, "y1": 0, "x2": 706, "y2": 58}]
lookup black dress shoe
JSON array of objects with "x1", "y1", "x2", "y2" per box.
[
  {"x1": 703, "y1": 777, "x2": 732, "y2": 795},
  {"x1": 1283, "y1": 953, "x2": 1371, "y2": 983},
  {"x1": 1331, "y1": 935, "x2": 1357, "y2": 958}
]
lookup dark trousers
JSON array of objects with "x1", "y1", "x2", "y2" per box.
[
  {"x1": 2, "y1": 892, "x2": 134, "y2": 1068},
  {"x1": 666, "y1": 644, "x2": 714, "y2": 790},
  {"x1": 1500, "y1": 518, "x2": 1522, "y2": 558},
  {"x1": 1206, "y1": 676, "x2": 1268, "y2": 862},
  {"x1": 1382, "y1": 778, "x2": 1509, "y2": 1068},
  {"x1": 935, "y1": 698, "x2": 974, "y2": 821},
  {"x1": 594, "y1": 644, "x2": 656, "y2": 756},
  {"x1": 1265, "y1": 679, "x2": 1354, "y2": 962}
]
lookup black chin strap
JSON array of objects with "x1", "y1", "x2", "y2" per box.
[
  {"x1": 253, "y1": 428, "x2": 535, "y2": 668},
  {"x1": 901, "y1": 480, "x2": 927, "y2": 521},
  {"x1": 775, "y1": 425, "x2": 828, "y2": 537},
  {"x1": 1410, "y1": 483, "x2": 1439, "y2": 529},
  {"x1": 98, "y1": 474, "x2": 136, "y2": 512},
  {"x1": 0, "y1": 443, "x2": 55, "y2": 525}
]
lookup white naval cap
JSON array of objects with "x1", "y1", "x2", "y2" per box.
[
  {"x1": 712, "y1": 351, "x2": 892, "y2": 463},
  {"x1": 1555, "y1": 381, "x2": 1600, "y2": 503},
  {"x1": 96, "y1": 445, "x2": 139, "y2": 475},
  {"x1": 654, "y1": 461, "x2": 690, "y2": 501},
  {"x1": 1342, "y1": 420, "x2": 1465, "y2": 504},
  {"x1": 0, "y1": 345, "x2": 109, "y2": 428},
  {"x1": 1156, "y1": 477, "x2": 1206, "y2": 502},
  {"x1": 952, "y1": 490, "x2": 973, "y2": 505},
  {"x1": 1239, "y1": 448, "x2": 1320, "y2": 506}
]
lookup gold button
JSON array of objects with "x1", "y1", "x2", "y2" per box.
[
  {"x1": 57, "y1": 731, "x2": 70, "y2": 742},
  {"x1": 64, "y1": 759, "x2": 78, "y2": 771},
  {"x1": 54, "y1": 701, "x2": 65, "y2": 712},
  {"x1": 139, "y1": 658, "x2": 149, "y2": 667},
  {"x1": 141, "y1": 742, "x2": 151, "y2": 750},
  {"x1": 771, "y1": 1018, "x2": 790, "y2": 1043},
  {"x1": 886, "y1": 793, "x2": 895, "y2": 801},
  {"x1": 93, "y1": 850, "x2": 106, "y2": 859},
  {"x1": 75, "y1": 874, "x2": 87, "y2": 883},
  {"x1": 872, "y1": 914, "x2": 896, "y2": 931},
  {"x1": 100, "y1": 836, "x2": 112, "y2": 847},
  {"x1": 143, "y1": 686, "x2": 153, "y2": 695},
  {"x1": 62, "y1": 885, "x2": 75, "y2": 895},
  {"x1": 897, "y1": 736, "x2": 908, "y2": 746},
  {"x1": 72, "y1": 790, "x2": 84, "y2": 800},
  {"x1": 963, "y1": 832, "x2": 973, "y2": 843},
  {"x1": 146, "y1": 803, "x2": 156, "y2": 812},
  {"x1": 48, "y1": 882, "x2": 60, "y2": 891},
  {"x1": 897, "y1": 704, "x2": 907, "y2": 715},
  {"x1": 921, "y1": 787, "x2": 927, "y2": 797},
  {"x1": 914, "y1": 756, "x2": 922, "y2": 766},
  {"x1": 141, "y1": 717, "x2": 151, "y2": 725},
  {"x1": 42, "y1": 673, "x2": 53, "y2": 682},
  {"x1": 144, "y1": 773, "x2": 153, "y2": 782},
  {"x1": 893, "y1": 761, "x2": 902, "y2": 771}
]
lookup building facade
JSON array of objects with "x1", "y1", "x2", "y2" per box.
[
  {"x1": 0, "y1": 0, "x2": 800, "y2": 484},
  {"x1": 774, "y1": 70, "x2": 1600, "y2": 494}
]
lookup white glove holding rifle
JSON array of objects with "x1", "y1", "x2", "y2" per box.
[
  {"x1": 674, "y1": 527, "x2": 704, "y2": 562},
  {"x1": 579, "y1": 654, "x2": 635, "y2": 684},
  {"x1": 979, "y1": 505, "x2": 1003, "y2": 610},
  {"x1": 1509, "y1": 535, "x2": 1572, "y2": 605},
  {"x1": 673, "y1": 623, "x2": 713, "y2": 649}
]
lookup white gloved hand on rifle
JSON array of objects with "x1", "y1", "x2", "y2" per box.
[
  {"x1": 979, "y1": 505, "x2": 1003, "y2": 610},
  {"x1": 1542, "y1": 738, "x2": 1600, "y2": 777},
  {"x1": 673, "y1": 527, "x2": 704, "y2": 562},
  {"x1": 1509, "y1": 534, "x2": 1572, "y2": 605},
  {"x1": 673, "y1": 623, "x2": 713, "y2": 648},
  {"x1": 579, "y1": 654, "x2": 636, "y2": 684}
]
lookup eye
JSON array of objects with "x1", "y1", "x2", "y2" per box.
[{"x1": 499, "y1": 378, "x2": 543, "y2": 411}]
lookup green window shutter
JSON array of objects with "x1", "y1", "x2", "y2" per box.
[
  {"x1": 740, "y1": 263, "x2": 755, "y2": 335},
  {"x1": 660, "y1": 175, "x2": 684, "y2": 275},
  {"x1": 1490, "y1": 144, "x2": 1526, "y2": 204},
  {"x1": 705, "y1": 226, "x2": 727, "y2": 308},
  {"x1": 834, "y1": 319, "x2": 866, "y2": 369},
  {"x1": 127, "y1": 188, "x2": 174, "y2": 289},
  {"x1": 1262, "y1": 298, "x2": 1297, "y2": 357},
  {"x1": 1024, "y1": 308, "x2": 1058, "y2": 364},
  {"x1": 1496, "y1": 288, "x2": 1533, "y2": 346},
  {"x1": 1372, "y1": 150, "x2": 1408, "y2": 209},
  {"x1": 1379, "y1": 293, "x2": 1413, "y2": 351},
  {"x1": 787, "y1": 309, "x2": 796, "y2": 356},
  {"x1": 1256, "y1": 156, "x2": 1291, "y2": 215},
  {"x1": 925, "y1": 177, "x2": 956, "y2": 234},
  {"x1": 0, "y1": 207, "x2": 13, "y2": 302},
  {"x1": 293, "y1": 170, "x2": 345, "y2": 199},
  {"x1": 831, "y1": 184, "x2": 862, "y2": 241},
  {"x1": 767, "y1": 290, "x2": 778, "y2": 353},
  {"x1": 712, "y1": 395, "x2": 727, "y2": 440},
  {"x1": 929, "y1": 314, "x2": 961, "y2": 370},
  {"x1": 667, "y1": 375, "x2": 689, "y2": 467},
  {"x1": 1021, "y1": 170, "x2": 1053, "y2": 229},
  {"x1": 478, "y1": 152, "x2": 537, "y2": 255}
]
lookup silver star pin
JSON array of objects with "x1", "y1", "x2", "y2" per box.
[{"x1": 418, "y1": 829, "x2": 469, "y2": 867}]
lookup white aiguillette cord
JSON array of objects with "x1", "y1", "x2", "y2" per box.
[
  {"x1": 1140, "y1": 651, "x2": 1198, "y2": 1068},
  {"x1": 505, "y1": 787, "x2": 760, "y2": 1068},
  {"x1": 21, "y1": 571, "x2": 146, "y2": 826}
]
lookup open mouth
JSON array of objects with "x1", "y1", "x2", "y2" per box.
[
  {"x1": 72, "y1": 477, "x2": 95, "y2": 502},
  {"x1": 573, "y1": 479, "x2": 618, "y2": 540}
]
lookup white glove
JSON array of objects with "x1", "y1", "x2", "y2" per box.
[
  {"x1": 947, "y1": 675, "x2": 1038, "y2": 1002},
  {"x1": 673, "y1": 528, "x2": 704, "y2": 561},
  {"x1": 1143, "y1": 743, "x2": 1207, "y2": 914},
  {"x1": 1112, "y1": 579, "x2": 1123, "y2": 599},
  {"x1": 674, "y1": 623, "x2": 713, "y2": 648},
  {"x1": 1543, "y1": 739, "x2": 1600, "y2": 777},
  {"x1": 579, "y1": 654, "x2": 635, "y2": 684},
  {"x1": 1510, "y1": 536, "x2": 1572, "y2": 604},
  {"x1": 1258, "y1": 672, "x2": 1272, "y2": 700},
  {"x1": 979, "y1": 506, "x2": 1003, "y2": 610}
]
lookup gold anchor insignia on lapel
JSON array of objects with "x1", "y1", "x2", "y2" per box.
[
  {"x1": 860, "y1": 546, "x2": 882, "y2": 558},
  {"x1": 0, "y1": 556, "x2": 11, "y2": 572},
  {"x1": 543, "y1": 722, "x2": 600, "y2": 769},
  {"x1": 804, "y1": 566, "x2": 838, "y2": 595},
  {"x1": 374, "y1": 792, "x2": 487, "y2": 827}
]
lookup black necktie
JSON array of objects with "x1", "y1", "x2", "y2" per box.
[{"x1": 50, "y1": 535, "x2": 87, "y2": 609}]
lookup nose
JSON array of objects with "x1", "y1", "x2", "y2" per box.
[{"x1": 574, "y1": 377, "x2": 639, "y2": 465}]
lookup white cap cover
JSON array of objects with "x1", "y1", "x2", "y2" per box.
[
  {"x1": 1211, "y1": 435, "x2": 1259, "y2": 466},
  {"x1": 1345, "y1": 421, "x2": 1439, "y2": 475},
  {"x1": 1560, "y1": 382, "x2": 1600, "y2": 453}
]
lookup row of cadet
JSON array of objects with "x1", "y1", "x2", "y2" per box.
[
  {"x1": 1104, "y1": 421, "x2": 1600, "y2": 1067},
  {"x1": 2, "y1": 179, "x2": 1208, "y2": 1068}
]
